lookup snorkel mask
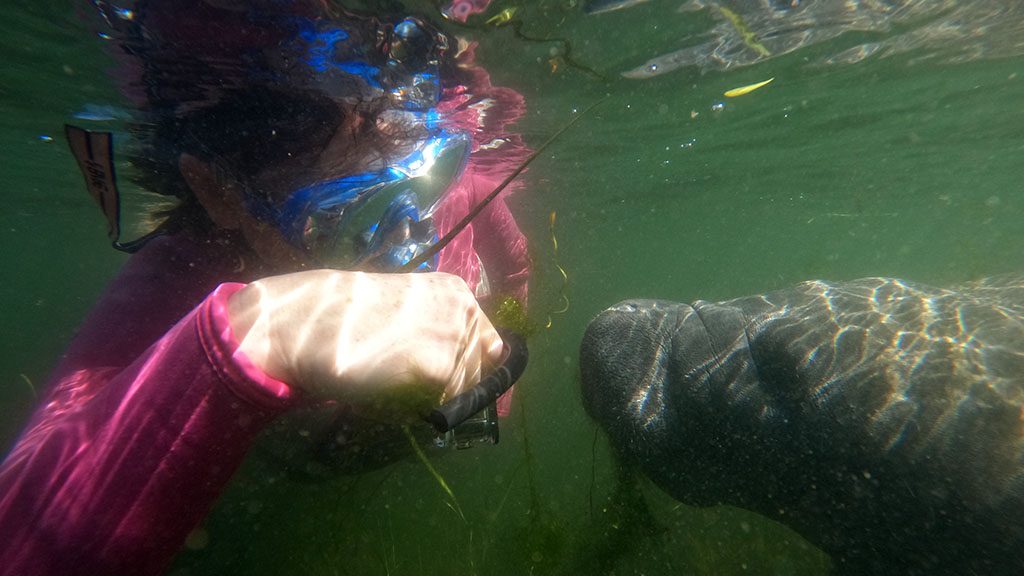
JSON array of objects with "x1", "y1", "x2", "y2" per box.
[
  {"x1": 270, "y1": 125, "x2": 470, "y2": 272},
  {"x1": 258, "y1": 16, "x2": 468, "y2": 272}
]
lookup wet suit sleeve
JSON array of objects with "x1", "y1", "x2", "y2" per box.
[{"x1": 0, "y1": 283, "x2": 296, "y2": 576}]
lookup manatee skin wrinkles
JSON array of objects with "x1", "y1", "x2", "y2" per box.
[{"x1": 581, "y1": 274, "x2": 1024, "y2": 575}]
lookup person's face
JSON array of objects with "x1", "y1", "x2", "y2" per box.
[{"x1": 181, "y1": 105, "x2": 369, "y2": 272}]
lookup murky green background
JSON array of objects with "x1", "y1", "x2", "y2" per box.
[{"x1": 2, "y1": 0, "x2": 1023, "y2": 574}]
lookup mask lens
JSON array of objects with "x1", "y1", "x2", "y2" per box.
[{"x1": 299, "y1": 132, "x2": 470, "y2": 270}]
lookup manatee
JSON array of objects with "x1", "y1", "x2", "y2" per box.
[{"x1": 581, "y1": 275, "x2": 1024, "y2": 574}]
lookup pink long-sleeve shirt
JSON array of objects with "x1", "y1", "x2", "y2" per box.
[{"x1": 0, "y1": 56, "x2": 530, "y2": 574}]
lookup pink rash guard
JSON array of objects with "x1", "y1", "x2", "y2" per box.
[
  {"x1": 435, "y1": 40, "x2": 532, "y2": 416},
  {"x1": 0, "y1": 47, "x2": 530, "y2": 576}
]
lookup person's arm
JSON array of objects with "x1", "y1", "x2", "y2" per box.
[
  {"x1": 0, "y1": 283, "x2": 294, "y2": 576},
  {"x1": 0, "y1": 269, "x2": 501, "y2": 576}
]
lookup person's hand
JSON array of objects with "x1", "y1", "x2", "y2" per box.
[{"x1": 227, "y1": 270, "x2": 504, "y2": 420}]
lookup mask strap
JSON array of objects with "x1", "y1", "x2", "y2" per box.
[{"x1": 65, "y1": 124, "x2": 168, "y2": 253}]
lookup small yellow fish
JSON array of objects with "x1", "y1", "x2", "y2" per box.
[
  {"x1": 486, "y1": 7, "x2": 517, "y2": 27},
  {"x1": 724, "y1": 77, "x2": 775, "y2": 98}
]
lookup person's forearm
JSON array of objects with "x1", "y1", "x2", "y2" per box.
[{"x1": 0, "y1": 284, "x2": 294, "y2": 576}]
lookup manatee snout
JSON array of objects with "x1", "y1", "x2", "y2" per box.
[{"x1": 579, "y1": 300, "x2": 697, "y2": 430}]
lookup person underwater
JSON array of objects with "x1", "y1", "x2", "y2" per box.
[{"x1": 0, "y1": 1, "x2": 533, "y2": 574}]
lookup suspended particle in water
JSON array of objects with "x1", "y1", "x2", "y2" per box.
[
  {"x1": 19, "y1": 374, "x2": 36, "y2": 399},
  {"x1": 113, "y1": 6, "x2": 135, "y2": 20},
  {"x1": 711, "y1": 102, "x2": 725, "y2": 112},
  {"x1": 184, "y1": 528, "x2": 209, "y2": 550}
]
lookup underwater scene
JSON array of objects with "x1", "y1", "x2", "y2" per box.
[{"x1": 2, "y1": 0, "x2": 1024, "y2": 574}]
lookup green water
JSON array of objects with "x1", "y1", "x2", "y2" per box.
[{"x1": 2, "y1": 1, "x2": 1023, "y2": 574}]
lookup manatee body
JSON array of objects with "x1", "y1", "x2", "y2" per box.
[{"x1": 581, "y1": 275, "x2": 1024, "y2": 574}]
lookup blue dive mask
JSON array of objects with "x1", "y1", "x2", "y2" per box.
[
  {"x1": 263, "y1": 16, "x2": 466, "y2": 271},
  {"x1": 272, "y1": 127, "x2": 470, "y2": 271},
  {"x1": 290, "y1": 15, "x2": 449, "y2": 112}
]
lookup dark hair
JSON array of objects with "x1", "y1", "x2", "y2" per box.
[
  {"x1": 116, "y1": 1, "x2": 434, "y2": 234},
  {"x1": 128, "y1": 87, "x2": 340, "y2": 230}
]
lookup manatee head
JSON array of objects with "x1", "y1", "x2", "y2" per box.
[{"x1": 580, "y1": 298, "x2": 767, "y2": 507}]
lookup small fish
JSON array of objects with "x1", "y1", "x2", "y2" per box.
[
  {"x1": 485, "y1": 7, "x2": 517, "y2": 26},
  {"x1": 724, "y1": 77, "x2": 774, "y2": 97},
  {"x1": 584, "y1": 0, "x2": 651, "y2": 15}
]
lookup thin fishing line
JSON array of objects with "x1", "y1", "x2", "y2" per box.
[{"x1": 400, "y1": 96, "x2": 607, "y2": 272}]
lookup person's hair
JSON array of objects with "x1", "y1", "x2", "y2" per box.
[{"x1": 117, "y1": 1, "x2": 437, "y2": 235}]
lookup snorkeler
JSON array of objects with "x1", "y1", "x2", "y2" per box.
[{"x1": 0, "y1": 1, "x2": 532, "y2": 574}]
